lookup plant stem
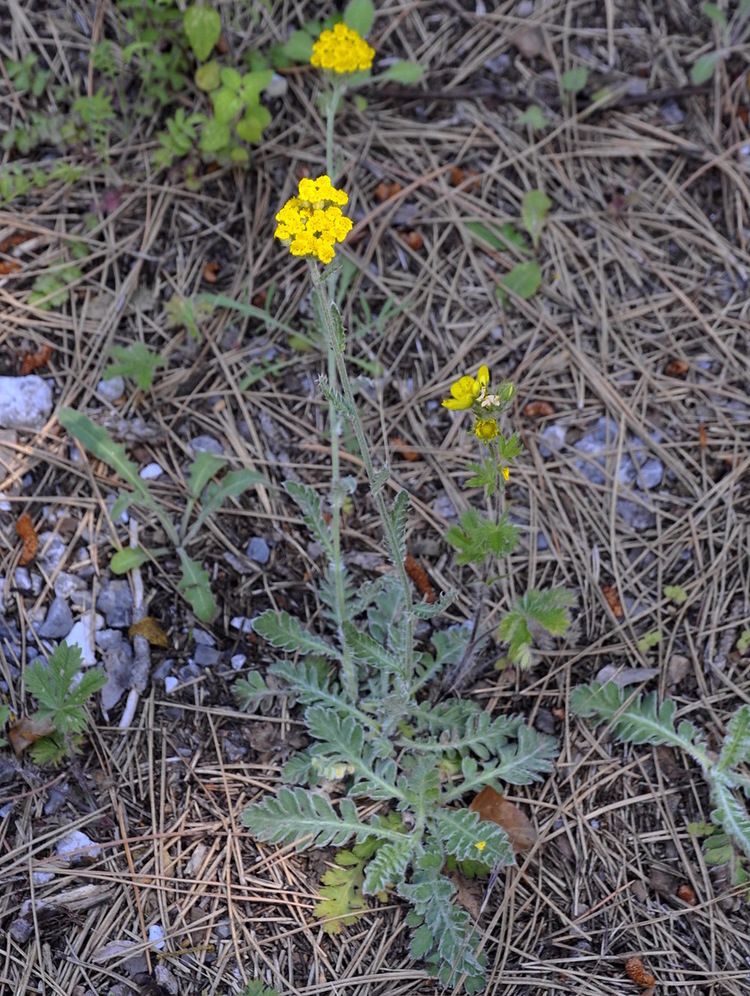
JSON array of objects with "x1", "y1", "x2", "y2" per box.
[{"x1": 310, "y1": 268, "x2": 417, "y2": 686}]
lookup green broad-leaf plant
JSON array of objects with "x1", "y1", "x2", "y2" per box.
[
  {"x1": 240, "y1": 482, "x2": 557, "y2": 992},
  {"x1": 58, "y1": 409, "x2": 266, "y2": 622}
]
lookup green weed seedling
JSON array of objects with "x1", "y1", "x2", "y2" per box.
[
  {"x1": 240, "y1": 981, "x2": 281, "y2": 996},
  {"x1": 103, "y1": 343, "x2": 166, "y2": 391},
  {"x1": 22, "y1": 642, "x2": 105, "y2": 764},
  {"x1": 572, "y1": 682, "x2": 750, "y2": 892},
  {"x1": 691, "y1": 2, "x2": 750, "y2": 84},
  {"x1": 58, "y1": 409, "x2": 266, "y2": 622}
]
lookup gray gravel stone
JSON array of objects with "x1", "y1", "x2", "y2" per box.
[
  {"x1": 37, "y1": 597, "x2": 74, "y2": 639},
  {"x1": 190, "y1": 434, "x2": 224, "y2": 455},
  {"x1": 246, "y1": 536, "x2": 270, "y2": 564},
  {"x1": 97, "y1": 376, "x2": 124, "y2": 402},
  {"x1": 0, "y1": 375, "x2": 53, "y2": 430},
  {"x1": 193, "y1": 644, "x2": 221, "y2": 668},
  {"x1": 96, "y1": 579, "x2": 134, "y2": 628}
]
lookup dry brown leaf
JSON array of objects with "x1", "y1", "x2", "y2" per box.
[
  {"x1": 602, "y1": 584, "x2": 624, "y2": 617},
  {"x1": 0, "y1": 260, "x2": 21, "y2": 275},
  {"x1": 129, "y1": 616, "x2": 169, "y2": 648},
  {"x1": 470, "y1": 785, "x2": 537, "y2": 851},
  {"x1": 202, "y1": 261, "x2": 220, "y2": 283},
  {"x1": 677, "y1": 883, "x2": 697, "y2": 906},
  {"x1": 390, "y1": 436, "x2": 419, "y2": 461},
  {"x1": 21, "y1": 344, "x2": 53, "y2": 375},
  {"x1": 664, "y1": 358, "x2": 689, "y2": 377},
  {"x1": 523, "y1": 401, "x2": 555, "y2": 417},
  {"x1": 16, "y1": 512, "x2": 38, "y2": 566},
  {"x1": 404, "y1": 554, "x2": 435, "y2": 604},
  {"x1": 401, "y1": 230, "x2": 423, "y2": 251},
  {"x1": 0, "y1": 232, "x2": 32, "y2": 253},
  {"x1": 8, "y1": 715, "x2": 56, "y2": 755}
]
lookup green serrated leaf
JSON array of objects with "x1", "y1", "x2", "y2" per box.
[
  {"x1": 521, "y1": 189, "x2": 551, "y2": 251},
  {"x1": 344, "y1": 0, "x2": 375, "y2": 36},
  {"x1": 716, "y1": 706, "x2": 750, "y2": 772},
  {"x1": 498, "y1": 588, "x2": 575, "y2": 665},
  {"x1": 382, "y1": 60, "x2": 424, "y2": 84},
  {"x1": 104, "y1": 343, "x2": 165, "y2": 391},
  {"x1": 285, "y1": 480, "x2": 333, "y2": 557},
  {"x1": 664, "y1": 584, "x2": 688, "y2": 604},
  {"x1": 188, "y1": 451, "x2": 227, "y2": 498},
  {"x1": 25, "y1": 642, "x2": 106, "y2": 735},
  {"x1": 432, "y1": 807, "x2": 514, "y2": 866},
  {"x1": 362, "y1": 835, "x2": 415, "y2": 894},
  {"x1": 445, "y1": 508, "x2": 519, "y2": 566},
  {"x1": 242, "y1": 786, "x2": 371, "y2": 850},
  {"x1": 59, "y1": 409, "x2": 144, "y2": 492},
  {"x1": 497, "y1": 261, "x2": 543, "y2": 302},
  {"x1": 233, "y1": 672, "x2": 274, "y2": 712},
  {"x1": 184, "y1": 5, "x2": 221, "y2": 62},
  {"x1": 254, "y1": 610, "x2": 341, "y2": 660}
]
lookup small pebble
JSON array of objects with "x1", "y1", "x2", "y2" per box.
[
  {"x1": 264, "y1": 72, "x2": 287, "y2": 98},
  {"x1": 246, "y1": 536, "x2": 270, "y2": 564},
  {"x1": 96, "y1": 579, "x2": 134, "y2": 628},
  {"x1": 8, "y1": 919, "x2": 33, "y2": 944},
  {"x1": 164, "y1": 676, "x2": 179, "y2": 693},
  {"x1": 190, "y1": 435, "x2": 224, "y2": 455},
  {"x1": 54, "y1": 571, "x2": 88, "y2": 599},
  {"x1": 139, "y1": 462, "x2": 163, "y2": 480},
  {"x1": 0, "y1": 375, "x2": 53, "y2": 430},
  {"x1": 193, "y1": 629, "x2": 216, "y2": 646},
  {"x1": 57, "y1": 829, "x2": 102, "y2": 860},
  {"x1": 66, "y1": 613, "x2": 103, "y2": 667},
  {"x1": 148, "y1": 924, "x2": 165, "y2": 950},
  {"x1": 193, "y1": 644, "x2": 221, "y2": 668},
  {"x1": 538, "y1": 423, "x2": 566, "y2": 457},
  {"x1": 36, "y1": 532, "x2": 68, "y2": 575},
  {"x1": 97, "y1": 376, "x2": 125, "y2": 403},
  {"x1": 230, "y1": 616, "x2": 255, "y2": 633},
  {"x1": 230, "y1": 654, "x2": 246, "y2": 671},
  {"x1": 37, "y1": 597, "x2": 74, "y2": 639}
]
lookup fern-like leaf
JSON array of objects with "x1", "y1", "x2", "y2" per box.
[
  {"x1": 285, "y1": 480, "x2": 333, "y2": 558},
  {"x1": 716, "y1": 705, "x2": 750, "y2": 773},
  {"x1": 711, "y1": 782, "x2": 750, "y2": 860},
  {"x1": 362, "y1": 835, "x2": 416, "y2": 894},
  {"x1": 497, "y1": 587, "x2": 575, "y2": 666},
  {"x1": 432, "y1": 807, "x2": 514, "y2": 867},
  {"x1": 490, "y1": 725, "x2": 558, "y2": 785},
  {"x1": 400, "y1": 849, "x2": 486, "y2": 994},
  {"x1": 445, "y1": 508, "x2": 519, "y2": 566},
  {"x1": 25, "y1": 642, "x2": 106, "y2": 735},
  {"x1": 314, "y1": 838, "x2": 379, "y2": 932},
  {"x1": 241, "y1": 787, "x2": 371, "y2": 850},
  {"x1": 389, "y1": 489, "x2": 409, "y2": 564},
  {"x1": 253, "y1": 610, "x2": 342, "y2": 660},
  {"x1": 342, "y1": 621, "x2": 404, "y2": 676}
]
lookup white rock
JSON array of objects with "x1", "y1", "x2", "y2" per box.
[
  {"x1": 164, "y1": 676, "x2": 179, "y2": 693},
  {"x1": 148, "y1": 924, "x2": 166, "y2": 950},
  {"x1": 57, "y1": 829, "x2": 102, "y2": 860},
  {"x1": 139, "y1": 462, "x2": 163, "y2": 480},
  {"x1": 230, "y1": 616, "x2": 255, "y2": 633},
  {"x1": 0, "y1": 376, "x2": 53, "y2": 430},
  {"x1": 66, "y1": 613, "x2": 104, "y2": 666},
  {"x1": 97, "y1": 376, "x2": 125, "y2": 402}
]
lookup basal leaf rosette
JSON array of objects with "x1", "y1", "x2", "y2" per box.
[
  {"x1": 274, "y1": 175, "x2": 353, "y2": 265},
  {"x1": 311, "y1": 23, "x2": 375, "y2": 75}
]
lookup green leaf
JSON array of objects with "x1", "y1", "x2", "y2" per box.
[
  {"x1": 637, "y1": 629, "x2": 663, "y2": 652},
  {"x1": 177, "y1": 552, "x2": 216, "y2": 621},
  {"x1": 711, "y1": 782, "x2": 750, "y2": 860},
  {"x1": 279, "y1": 30, "x2": 314, "y2": 64},
  {"x1": 238, "y1": 69, "x2": 273, "y2": 104},
  {"x1": 691, "y1": 52, "x2": 718, "y2": 85},
  {"x1": 521, "y1": 189, "x2": 551, "y2": 251},
  {"x1": 664, "y1": 584, "x2": 688, "y2": 604},
  {"x1": 497, "y1": 261, "x2": 543, "y2": 302},
  {"x1": 314, "y1": 844, "x2": 370, "y2": 931},
  {"x1": 104, "y1": 343, "x2": 165, "y2": 391},
  {"x1": 235, "y1": 104, "x2": 271, "y2": 143},
  {"x1": 497, "y1": 588, "x2": 575, "y2": 665},
  {"x1": 233, "y1": 672, "x2": 275, "y2": 712},
  {"x1": 183, "y1": 5, "x2": 221, "y2": 62},
  {"x1": 199, "y1": 118, "x2": 231, "y2": 154},
  {"x1": 188, "y1": 451, "x2": 227, "y2": 498},
  {"x1": 465, "y1": 220, "x2": 528, "y2": 254},
  {"x1": 491, "y1": 724, "x2": 558, "y2": 784},
  {"x1": 433, "y1": 808, "x2": 514, "y2": 867},
  {"x1": 241, "y1": 982, "x2": 281, "y2": 996},
  {"x1": 561, "y1": 66, "x2": 588, "y2": 94},
  {"x1": 241, "y1": 787, "x2": 372, "y2": 850},
  {"x1": 58, "y1": 409, "x2": 145, "y2": 492},
  {"x1": 716, "y1": 706, "x2": 750, "y2": 772},
  {"x1": 195, "y1": 60, "x2": 221, "y2": 91},
  {"x1": 445, "y1": 508, "x2": 519, "y2": 566},
  {"x1": 219, "y1": 67, "x2": 242, "y2": 90},
  {"x1": 362, "y1": 835, "x2": 415, "y2": 894},
  {"x1": 701, "y1": 3, "x2": 728, "y2": 31},
  {"x1": 254, "y1": 610, "x2": 341, "y2": 660},
  {"x1": 344, "y1": 0, "x2": 375, "y2": 36},
  {"x1": 212, "y1": 87, "x2": 244, "y2": 123},
  {"x1": 517, "y1": 104, "x2": 548, "y2": 130},
  {"x1": 382, "y1": 60, "x2": 424, "y2": 84},
  {"x1": 25, "y1": 642, "x2": 106, "y2": 735},
  {"x1": 285, "y1": 481, "x2": 333, "y2": 558},
  {"x1": 200, "y1": 469, "x2": 267, "y2": 516},
  {"x1": 389, "y1": 490, "x2": 409, "y2": 564},
  {"x1": 110, "y1": 547, "x2": 152, "y2": 574},
  {"x1": 571, "y1": 682, "x2": 703, "y2": 751}
]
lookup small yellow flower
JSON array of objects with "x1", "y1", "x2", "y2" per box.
[
  {"x1": 501, "y1": 466, "x2": 510, "y2": 482},
  {"x1": 474, "y1": 418, "x2": 499, "y2": 444},
  {"x1": 442, "y1": 365, "x2": 490, "y2": 410},
  {"x1": 274, "y1": 175, "x2": 353, "y2": 265},
  {"x1": 475, "y1": 840, "x2": 487, "y2": 852},
  {"x1": 311, "y1": 23, "x2": 375, "y2": 75}
]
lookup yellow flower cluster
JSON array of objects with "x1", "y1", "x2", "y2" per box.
[
  {"x1": 274, "y1": 175, "x2": 353, "y2": 264},
  {"x1": 311, "y1": 23, "x2": 375, "y2": 74}
]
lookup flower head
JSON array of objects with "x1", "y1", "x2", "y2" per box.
[
  {"x1": 475, "y1": 840, "x2": 487, "y2": 852},
  {"x1": 474, "y1": 418, "x2": 499, "y2": 444},
  {"x1": 311, "y1": 23, "x2": 375, "y2": 74},
  {"x1": 274, "y1": 175, "x2": 353, "y2": 264},
  {"x1": 501, "y1": 466, "x2": 510, "y2": 482},
  {"x1": 442, "y1": 365, "x2": 490, "y2": 410}
]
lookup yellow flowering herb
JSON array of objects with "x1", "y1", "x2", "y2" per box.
[
  {"x1": 442, "y1": 365, "x2": 490, "y2": 410},
  {"x1": 501, "y1": 466, "x2": 510, "y2": 482},
  {"x1": 474, "y1": 418, "x2": 499, "y2": 444},
  {"x1": 475, "y1": 840, "x2": 487, "y2": 852},
  {"x1": 311, "y1": 23, "x2": 375, "y2": 75},
  {"x1": 274, "y1": 175, "x2": 353, "y2": 265}
]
